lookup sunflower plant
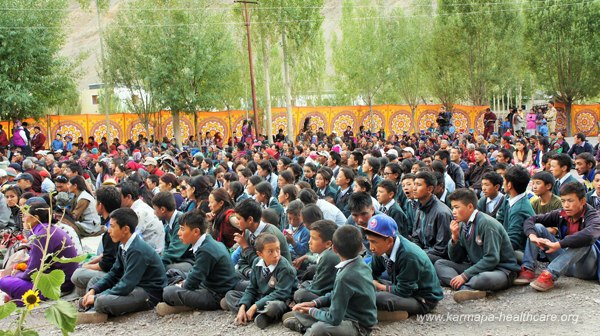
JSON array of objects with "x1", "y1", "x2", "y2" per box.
[{"x1": 0, "y1": 200, "x2": 86, "y2": 335}]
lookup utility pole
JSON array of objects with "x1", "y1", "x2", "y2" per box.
[
  {"x1": 95, "y1": 0, "x2": 112, "y2": 144},
  {"x1": 236, "y1": 0, "x2": 260, "y2": 140}
]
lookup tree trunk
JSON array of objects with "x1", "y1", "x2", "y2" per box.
[
  {"x1": 262, "y1": 38, "x2": 273, "y2": 144},
  {"x1": 368, "y1": 96, "x2": 373, "y2": 133},
  {"x1": 193, "y1": 111, "x2": 198, "y2": 141},
  {"x1": 281, "y1": 30, "x2": 294, "y2": 143},
  {"x1": 565, "y1": 97, "x2": 573, "y2": 136},
  {"x1": 172, "y1": 110, "x2": 182, "y2": 148}
]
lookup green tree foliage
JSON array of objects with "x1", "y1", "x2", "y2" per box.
[
  {"x1": 525, "y1": 0, "x2": 600, "y2": 130},
  {"x1": 0, "y1": 0, "x2": 78, "y2": 121}
]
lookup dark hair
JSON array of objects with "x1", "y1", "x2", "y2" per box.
[
  {"x1": 434, "y1": 150, "x2": 450, "y2": 163},
  {"x1": 532, "y1": 171, "x2": 555, "y2": 187},
  {"x1": 310, "y1": 220, "x2": 337, "y2": 242},
  {"x1": 288, "y1": 163, "x2": 303, "y2": 181},
  {"x1": 354, "y1": 176, "x2": 372, "y2": 192},
  {"x1": 234, "y1": 199, "x2": 262, "y2": 223},
  {"x1": 229, "y1": 181, "x2": 245, "y2": 201},
  {"x1": 365, "y1": 157, "x2": 380, "y2": 174},
  {"x1": 279, "y1": 170, "x2": 295, "y2": 185},
  {"x1": 551, "y1": 153, "x2": 572, "y2": 170},
  {"x1": 120, "y1": 182, "x2": 139, "y2": 201},
  {"x1": 69, "y1": 175, "x2": 90, "y2": 194},
  {"x1": 301, "y1": 204, "x2": 323, "y2": 226},
  {"x1": 447, "y1": 188, "x2": 478, "y2": 207},
  {"x1": 350, "y1": 151, "x2": 364, "y2": 165},
  {"x1": 415, "y1": 171, "x2": 437, "y2": 187},
  {"x1": 67, "y1": 162, "x2": 83, "y2": 176},
  {"x1": 575, "y1": 152, "x2": 596, "y2": 168},
  {"x1": 146, "y1": 174, "x2": 159, "y2": 186},
  {"x1": 329, "y1": 151, "x2": 341, "y2": 165},
  {"x1": 96, "y1": 186, "x2": 122, "y2": 213},
  {"x1": 255, "y1": 181, "x2": 273, "y2": 200},
  {"x1": 152, "y1": 191, "x2": 176, "y2": 212},
  {"x1": 338, "y1": 167, "x2": 355, "y2": 185},
  {"x1": 332, "y1": 225, "x2": 363, "y2": 259},
  {"x1": 286, "y1": 199, "x2": 304, "y2": 215},
  {"x1": 248, "y1": 175, "x2": 264, "y2": 188},
  {"x1": 377, "y1": 179, "x2": 396, "y2": 195},
  {"x1": 298, "y1": 188, "x2": 318, "y2": 205},
  {"x1": 224, "y1": 172, "x2": 238, "y2": 183},
  {"x1": 316, "y1": 168, "x2": 332, "y2": 183},
  {"x1": 281, "y1": 184, "x2": 298, "y2": 202},
  {"x1": 255, "y1": 233, "x2": 279, "y2": 252},
  {"x1": 180, "y1": 208, "x2": 208, "y2": 233},
  {"x1": 258, "y1": 160, "x2": 273, "y2": 175},
  {"x1": 189, "y1": 175, "x2": 211, "y2": 201},
  {"x1": 28, "y1": 202, "x2": 50, "y2": 224},
  {"x1": 348, "y1": 192, "x2": 372, "y2": 212},
  {"x1": 499, "y1": 148, "x2": 512, "y2": 161},
  {"x1": 495, "y1": 162, "x2": 508, "y2": 171},
  {"x1": 504, "y1": 165, "x2": 530, "y2": 194},
  {"x1": 482, "y1": 171, "x2": 503, "y2": 187},
  {"x1": 211, "y1": 188, "x2": 234, "y2": 232},
  {"x1": 261, "y1": 208, "x2": 280, "y2": 225},
  {"x1": 304, "y1": 162, "x2": 317, "y2": 173},
  {"x1": 109, "y1": 208, "x2": 138, "y2": 232},
  {"x1": 160, "y1": 174, "x2": 179, "y2": 189},
  {"x1": 401, "y1": 173, "x2": 416, "y2": 182},
  {"x1": 431, "y1": 160, "x2": 446, "y2": 174},
  {"x1": 559, "y1": 181, "x2": 586, "y2": 200},
  {"x1": 576, "y1": 133, "x2": 586, "y2": 142}
]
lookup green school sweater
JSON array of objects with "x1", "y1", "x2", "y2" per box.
[
  {"x1": 372, "y1": 236, "x2": 443, "y2": 303},
  {"x1": 161, "y1": 211, "x2": 193, "y2": 266},
  {"x1": 184, "y1": 235, "x2": 238, "y2": 295},
  {"x1": 237, "y1": 223, "x2": 292, "y2": 279},
  {"x1": 307, "y1": 248, "x2": 340, "y2": 296},
  {"x1": 495, "y1": 195, "x2": 535, "y2": 250},
  {"x1": 449, "y1": 211, "x2": 520, "y2": 279},
  {"x1": 92, "y1": 234, "x2": 167, "y2": 301},
  {"x1": 310, "y1": 256, "x2": 377, "y2": 328},
  {"x1": 239, "y1": 256, "x2": 297, "y2": 310}
]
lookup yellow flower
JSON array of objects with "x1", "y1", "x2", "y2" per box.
[{"x1": 21, "y1": 290, "x2": 41, "y2": 310}]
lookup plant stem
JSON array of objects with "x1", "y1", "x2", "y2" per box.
[{"x1": 15, "y1": 308, "x2": 28, "y2": 336}]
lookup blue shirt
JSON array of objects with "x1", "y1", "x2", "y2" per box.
[
  {"x1": 51, "y1": 139, "x2": 64, "y2": 151},
  {"x1": 287, "y1": 224, "x2": 309, "y2": 259}
]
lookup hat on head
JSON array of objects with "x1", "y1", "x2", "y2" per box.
[
  {"x1": 91, "y1": 148, "x2": 99, "y2": 154},
  {"x1": 5, "y1": 167, "x2": 17, "y2": 177},
  {"x1": 363, "y1": 214, "x2": 398, "y2": 238},
  {"x1": 14, "y1": 173, "x2": 34, "y2": 182},
  {"x1": 142, "y1": 157, "x2": 158, "y2": 166},
  {"x1": 386, "y1": 149, "x2": 398, "y2": 157},
  {"x1": 55, "y1": 175, "x2": 68, "y2": 183},
  {"x1": 39, "y1": 170, "x2": 49, "y2": 178},
  {"x1": 317, "y1": 151, "x2": 329, "y2": 158},
  {"x1": 25, "y1": 197, "x2": 47, "y2": 206},
  {"x1": 265, "y1": 148, "x2": 277, "y2": 158},
  {"x1": 402, "y1": 147, "x2": 415, "y2": 156}
]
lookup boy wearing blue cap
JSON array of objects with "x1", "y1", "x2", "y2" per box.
[
  {"x1": 435, "y1": 189, "x2": 520, "y2": 303},
  {"x1": 365, "y1": 214, "x2": 443, "y2": 320}
]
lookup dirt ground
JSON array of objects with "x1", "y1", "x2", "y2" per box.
[{"x1": 1, "y1": 275, "x2": 597, "y2": 336}]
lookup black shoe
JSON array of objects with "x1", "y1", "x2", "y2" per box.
[
  {"x1": 283, "y1": 316, "x2": 305, "y2": 333},
  {"x1": 254, "y1": 313, "x2": 271, "y2": 330}
]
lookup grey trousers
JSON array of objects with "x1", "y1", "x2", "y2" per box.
[
  {"x1": 162, "y1": 285, "x2": 221, "y2": 310},
  {"x1": 434, "y1": 259, "x2": 511, "y2": 291},
  {"x1": 88, "y1": 277, "x2": 156, "y2": 316},
  {"x1": 375, "y1": 292, "x2": 436, "y2": 315},
  {"x1": 224, "y1": 290, "x2": 288, "y2": 320},
  {"x1": 165, "y1": 262, "x2": 193, "y2": 273},
  {"x1": 295, "y1": 312, "x2": 369, "y2": 336},
  {"x1": 71, "y1": 268, "x2": 107, "y2": 296},
  {"x1": 294, "y1": 286, "x2": 319, "y2": 303}
]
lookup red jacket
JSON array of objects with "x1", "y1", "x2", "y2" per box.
[
  {"x1": 31, "y1": 132, "x2": 46, "y2": 152},
  {"x1": 0, "y1": 130, "x2": 8, "y2": 147}
]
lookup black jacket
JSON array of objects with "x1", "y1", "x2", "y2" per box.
[
  {"x1": 447, "y1": 162, "x2": 465, "y2": 188},
  {"x1": 410, "y1": 195, "x2": 453, "y2": 259}
]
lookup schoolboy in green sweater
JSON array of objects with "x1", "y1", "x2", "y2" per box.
[
  {"x1": 156, "y1": 209, "x2": 239, "y2": 315},
  {"x1": 152, "y1": 192, "x2": 194, "y2": 272},
  {"x1": 284, "y1": 226, "x2": 377, "y2": 335},
  {"x1": 367, "y1": 214, "x2": 443, "y2": 320},
  {"x1": 293, "y1": 220, "x2": 340, "y2": 303},
  {"x1": 233, "y1": 199, "x2": 291, "y2": 281},
  {"x1": 82, "y1": 208, "x2": 167, "y2": 316},
  {"x1": 530, "y1": 171, "x2": 562, "y2": 214},
  {"x1": 224, "y1": 233, "x2": 297, "y2": 330},
  {"x1": 435, "y1": 189, "x2": 520, "y2": 303}
]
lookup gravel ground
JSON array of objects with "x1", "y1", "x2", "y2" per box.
[{"x1": 1, "y1": 275, "x2": 597, "y2": 336}]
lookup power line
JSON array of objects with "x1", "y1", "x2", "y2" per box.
[{"x1": 0, "y1": 0, "x2": 596, "y2": 29}]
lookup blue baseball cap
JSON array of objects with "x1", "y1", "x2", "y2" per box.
[{"x1": 364, "y1": 214, "x2": 398, "y2": 238}]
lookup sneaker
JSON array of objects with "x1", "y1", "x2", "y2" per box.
[
  {"x1": 254, "y1": 313, "x2": 271, "y2": 330},
  {"x1": 76, "y1": 298, "x2": 91, "y2": 313},
  {"x1": 283, "y1": 315, "x2": 306, "y2": 333},
  {"x1": 155, "y1": 302, "x2": 193, "y2": 316},
  {"x1": 220, "y1": 297, "x2": 229, "y2": 311},
  {"x1": 530, "y1": 270, "x2": 554, "y2": 292},
  {"x1": 514, "y1": 266, "x2": 536, "y2": 285},
  {"x1": 281, "y1": 311, "x2": 295, "y2": 321},
  {"x1": 377, "y1": 310, "x2": 409, "y2": 321},
  {"x1": 76, "y1": 310, "x2": 108, "y2": 324},
  {"x1": 453, "y1": 289, "x2": 487, "y2": 303}
]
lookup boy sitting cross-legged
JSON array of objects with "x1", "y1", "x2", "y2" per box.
[
  {"x1": 435, "y1": 188, "x2": 520, "y2": 303},
  {"x1": 366, "y1": 214, "x2": 443, "y2": 320},
  {"x1": 80, "y1": 208, "x2": 167, "y2": 319},
  {"x1": 224, "y1": 233, "x2": 298, "y2": 330},
  {"x1": 293, "y1": 220, "x2": 340, "y2": 304},
  {"x1": 156, "y1": 209, "x2": 239, "y2": 315},
  {"x1": 284, "y1": 226, "x2": 377, "y2": 336},
  {"x1": 515, "y1": 182, "x2": 600, "y2": 291}
]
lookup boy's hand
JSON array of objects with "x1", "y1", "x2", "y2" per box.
[
  {"x1": 450, "y1": 220, "x2": 460, "y2": 242},
  {"x1": 528, "y1": 234, "x2": 546, "y2": 249},
  {"x1": 83, "y1": 263, "x2": 101, "y2": 271},
  {"x1": 245, "y1": 304, "x2": 258, "y2": 321},
  {"x1": 284, "y1": 231, "x2": 295, "y2": 244},
  {"x1": 372, "y1": 280, "x2": 386, "y2": 291},
  {"x1": 450, "y1": 275, "x2": 466, "y2": 290},
  {"x1": 234, "y1": 232, "x2": 248, "y2": 249},
  {"x1": 292, "y1": 301, "x2": 315, "y2": 314},
  {"x1": 235, "y1": 305, "x2": 248, "y2": 325},
  {"x1": 543, "y1": 240, "x2": 561, "y2": 254},
  {"x1": 82, "y1": 289, "x2": 96, "y2": 308},
  {"x1": 292, "y1": 255, "x2": 307, "y2": 269},
  {"x1": 206, "y1": 212, "x2": 215, "y2": 222}
]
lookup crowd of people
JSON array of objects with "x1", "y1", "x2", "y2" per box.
[{"x1": 0, "y1": 105, "x2": 598, "y2": 335}]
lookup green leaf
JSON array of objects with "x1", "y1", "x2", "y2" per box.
[
  {"x1": 31, "y1": 270, "x2": 65, "y2": 301},
  {"x1": 0, "y1": 330, "x2": 14, "y2": 336},
  {"x1": 20, "y1": 330, "x2": 39, "y2": 336},
  {"x1": 44, "y1": 300, "x2": 77, "y2": 334},
  {"x1": 52, "y1": 255, "x2": 87, "y2": 264},
  {"x1": 0, "y1": 302, "x2": 16, "y2": 320}
]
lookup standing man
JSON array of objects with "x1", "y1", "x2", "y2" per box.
[
  {"x1": 483, "y1": 108, "x2": 497, "y2": 140},
  {"x1": 30, "y1": 126, "x2": 46, "y2": 153},
  {"x1": 0, "y1": 125, "x2": 8, "y2": 151},
  {"x1": 546, "y1": 101, "x2": 558, "y2": 133}
]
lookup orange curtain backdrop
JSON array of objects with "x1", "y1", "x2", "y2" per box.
[{"x1": 5, "y1": 103, "x2": 600, "y2": 148}]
